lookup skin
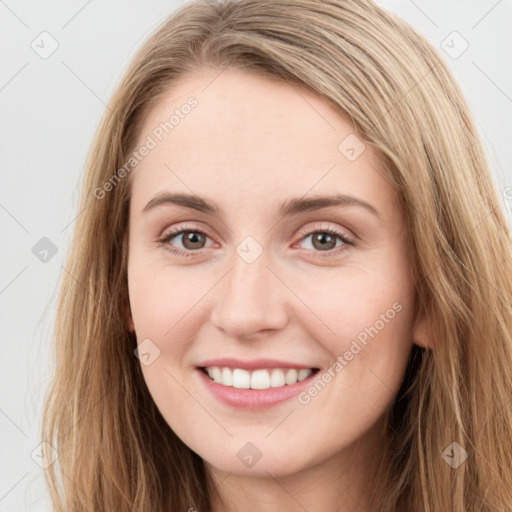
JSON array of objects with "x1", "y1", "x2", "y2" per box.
[{"x1": 126, "y1": 67, "x2": 429, "y2": 511}]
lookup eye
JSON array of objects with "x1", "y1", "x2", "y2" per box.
[
  {"x1": 295, "y1": 224, "x2": 355, "y2": 257},
  {"x1": 158, "y1": 223, "x2": 214, "y2": 258}
]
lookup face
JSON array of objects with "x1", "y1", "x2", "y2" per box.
[{"x1": 126, "y1": 67, "x2": 427, "y2": 478}]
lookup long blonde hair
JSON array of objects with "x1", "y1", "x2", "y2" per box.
[{"x1": 42, "y1": 0, "x2": 512, "y2": 510}]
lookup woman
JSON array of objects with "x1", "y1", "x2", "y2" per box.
[{"x1": 42, "y1": 0, "x2": 512, "y2": 510}]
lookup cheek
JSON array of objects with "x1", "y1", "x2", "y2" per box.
[
  {"x1": 294, "y1": 260, "x2": 412, "y2": 342},
  {"x1": 127, "y1": 259, "x2": 217, "y2": 400},
  {"x1": 293, "y1": 258, "x2": 415, "y2": 397},
  {"x1": 128, "y1": 262, "x2": 203, "y2": 419},
  {"x1": 128, "y1": 256, "x2": 207, "y2": 338},
  {"x1": 288, "y1": 275, "x2": 414, "y2": 454}
]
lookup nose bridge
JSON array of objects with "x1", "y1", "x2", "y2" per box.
[{"x1": 211, "y1": 238, "x2": 288, "y2": 338}]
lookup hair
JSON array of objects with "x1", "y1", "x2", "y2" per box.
[{"x1": 41, "y1": 0, "x2": 512, "y2": 510}]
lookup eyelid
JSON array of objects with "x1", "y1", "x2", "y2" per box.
[
  {"x1": 159, "y1": 222, "x2": 215, "y2": 245},
  {"x1": 295, "y1": 222, "x2": 355, "y2": 241}
]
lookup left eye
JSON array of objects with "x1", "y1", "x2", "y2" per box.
[{"x1": 297, "y1": 229, "x2": 352, "y2": 252}]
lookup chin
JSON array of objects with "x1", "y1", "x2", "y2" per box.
[{"x1": 200, "y1": 442, "x2": 312, "y2": 478}]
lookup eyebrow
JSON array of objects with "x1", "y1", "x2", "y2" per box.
[{"x1": 143, "y1": 192, "x2": 380, "y2": 218}]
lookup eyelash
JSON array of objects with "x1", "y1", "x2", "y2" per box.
[{"x1": 158, "y1": 223, "x2": 356, "y2": 259}]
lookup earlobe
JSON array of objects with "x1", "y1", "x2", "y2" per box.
[
  {"x1": 126, "y1": 308, "x2": 135, "y2": 333},
  {"x1": 412, "y1": 308, "x2": 434, "y2": 349}
]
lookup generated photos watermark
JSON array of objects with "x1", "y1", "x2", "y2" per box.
[
  {"x1": 297, "y1": 301, "x2": 403, "y2": 405},
  {"x1": 93, "y1": 96, "x2": 198, "y2": 200}
]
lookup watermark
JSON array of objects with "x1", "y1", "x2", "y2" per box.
[
  {"x1": 440, "y1": 31, "x2": 469, "y2": 60},
  {"x1": 31, "y1": 31, "x2": 59, "y2": 59},
  {"x1": 338, "y1": 133, "x2": 366, "y2": 162},
  {"x1": 441, "y1": 441, "x2": 468, "y2": 469},
  {"x1": 31, "y1": 441, "x2": 58, "y2": 469},
  {"x1": 236, "y1": 441, "x2": 263, "y2": 468},
  {"x1": 93, "y1": 96, "x2": 198, "y2": 200},
  {"x1": 134, "y1": 338, "x2": 161, "y2": 366},
  {"x1": 236, "y1": 235, "x2": 264, "y2": 263},
  {"x1": 297, "y1": 301, "x2": 403, "y2": 405},
  {"x1": 32, "y1": 236, "x2": 58, "y2": 263}
]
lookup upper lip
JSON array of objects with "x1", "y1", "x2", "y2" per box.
[{"x1": 197, "y1": 358, "x2": 319, "y2": 371}]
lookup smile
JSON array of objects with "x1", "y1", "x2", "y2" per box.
[{"x1": 201, "y1": 366, "x2": 319, "y2": 389}]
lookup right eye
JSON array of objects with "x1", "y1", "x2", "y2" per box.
[{"x1": 158, "y1": 224, "x2": 215, "y2": 257}]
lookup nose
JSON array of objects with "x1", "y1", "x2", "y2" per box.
[{"x1": 210, "y1": 246, "x2": 289, "y2": 340}]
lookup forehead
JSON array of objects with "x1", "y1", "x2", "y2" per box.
[{"x1": 129, "y1": 67, "x2": 397, "y2": 219}]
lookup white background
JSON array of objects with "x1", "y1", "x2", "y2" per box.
[{"x1": 1, "y1": 1, "x2": 511, "y2": 510}]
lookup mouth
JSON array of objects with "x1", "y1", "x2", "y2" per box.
[{"x1": 199, "y1": 366, "x2": 321, "y2": 390}]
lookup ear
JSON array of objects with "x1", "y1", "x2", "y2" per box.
[
  {"x1": 411, "y1": 306, "x2": 434, "y2": 349},
  {"x1": 126, "y1": 307, "x2": 135, "y2": 333}
]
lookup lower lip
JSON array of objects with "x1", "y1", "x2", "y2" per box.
[{"x1": 196, "y1": 368, "x2": 319, "y2": 410}]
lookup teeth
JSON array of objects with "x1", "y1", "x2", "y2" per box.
[
  {"x1": 284, "y1": 368, "x2": 298, "y2": 385},
  {"x1": 297, "y1": 368, "x2": 313, "y2": 381},
  {"x1": 204, "y1": 367, "x2": 314, "y2": 389},
  {"x1": 270, "y1": 368, "x2": 285, "y2": 388},
  {"x1": 251, "y1": 369, "x2": 270, "y2": 389},
  {"x1": 232, "y1": 369, "x2": 251, "y2": 389},
  {"x1": 211, "y1": 367, "x2": 222, "y2": 383},
  {"x1": 221, "y1": 367, "x2": 233, "y2": 386}
]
